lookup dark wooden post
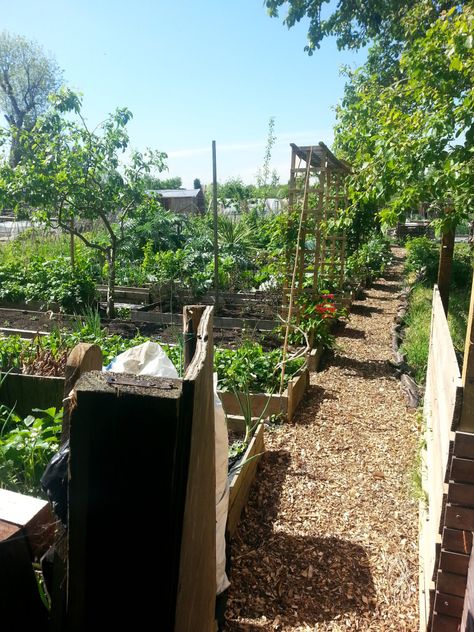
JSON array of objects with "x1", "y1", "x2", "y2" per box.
[
  {"x1": 437, "y1": 228, "x2": 455, "y2": 315},
  {"x1": 66, "y1": 307, "x2": 216, "y2": 632},
  {"x1": 460, "y1": 274, "x2": 474, "y2": 431},
  {"x1": 0, "y1": 490, "x2": 53, "y2": 631}
]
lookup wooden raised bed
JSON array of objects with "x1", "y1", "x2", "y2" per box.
[
  {"x1": 0, "y1": 371, "x2": 64, "y2": 418},
  {"x1": 131, "y1": 303, "x2": 278, "y2": 331},
  {"x1": 227, "y1": 419, "x2": 265, "y2": 537},
  {"x1": 97, "y1": 284, "x2": 150, "y2": 304},
  {"x1": 218, "y1": 367, "x2": 309, "y2": 423}
]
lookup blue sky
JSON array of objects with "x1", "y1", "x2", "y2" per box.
[{"x1": 2, "y1": 1, "x2": 364, "y2": 187}]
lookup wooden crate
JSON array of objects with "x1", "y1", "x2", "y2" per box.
[
  {"x1": 218, "y1": 368, "x2": 309, "y2": 423},
  {"x1": 227, "y1": 420, "x2": 265, "y2": 537}
]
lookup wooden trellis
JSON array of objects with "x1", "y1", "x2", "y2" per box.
[{"x1": 284, "y1": 142, "x2": 350, "y2": 311}]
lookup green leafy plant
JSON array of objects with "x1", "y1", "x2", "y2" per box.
[
  {"x1": 215, "y1": 341, "x2": 304, "y2": 393},
  {"x1": 0, "y1": 406, "x2": 62, "y2": 497}
]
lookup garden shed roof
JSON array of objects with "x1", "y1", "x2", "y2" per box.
[
  {"x1": 153, "y1": 189, "x2": 201, "y2": 198},
  {"x1": 290, "y1": 142, "x2": 351, "y2": 174}
]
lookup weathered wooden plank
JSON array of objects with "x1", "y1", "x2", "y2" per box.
[
  {"x1": 0, "y1": 371, "x2": 64, "y2": 418},
  {"x1": 442, "y1": 527, "x2": 473, "y2": 554},
  {"x1": 227, "y1": 421, "x2": 265, "y2": 537},
  {"x1": 62, "y1": 343, "x2": 103, "y2": 442},
  {"x1": 454, "y1": 432, "x2": 474, "y2": 459},
  {"x1": 437, "y1": 571, "x2": 468, "y2": 597},
  {"x1": 0, "y1": 522, "x2": 49, "y2": 631},
  {"x1": 461, "y1": 538, "x2": 474, "y2": 629},
  {"x1": 448, "y1": 482, "x2": 474, "y2": 507},
  {"x1": 175, "y1": 306, "x2": 216, "y2": 632},
  {"x1": 307, "y1": 344, "x2": 324, "y2": 372},
  {"x1": 218, "y1": 368, "x2": 308, "y2": 422},
  {"x1": 431, "y1": 612, "x2": 462, "y2": 632},
  {"x1": 0, "y1": 326, "x2": 49, "y2": 339},
  {"x1": 450, "y1": 457, "x2": 474, "y2": 484},
  {"x1": 439, "y1": 549, "x2": 470, "y2": 576},
  {"x1": 460, "y1": 272, "x2": 474, "y2": 431},
  {"x1": 67, "y1": 371, "x2": 185, "y2": 631},
  {"x1": 132, "y1": 307, "x2": 279, "y2": 331},
  {"x1": 434, "y1": 591, "x2": 464, "y2": 618},
  {"x1": 287, "y1": 368, "x2": 308, "y2": 421},
  {"x1": 0, "y1": 488, "x2": 54, "y2": 558},
  {"x1": 218, "y1": 389, "x2": 287, "y2": 419},
  {"x1": 445, "y1": 505, "x2": 474, "y2": 531}
]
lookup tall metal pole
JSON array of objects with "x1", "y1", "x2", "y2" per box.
[{"x1": 212, "y1": 141, "x2": 219, "y2": 309}]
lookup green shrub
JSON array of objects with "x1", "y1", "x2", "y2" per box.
[
  {"x1": 215, "y1": 342, "x2": 305, "y2": 393},
  {"x1": 345, "y1": 233, "x2": 392, "y2": 285},
  {"x1": 405, "y1": 237, "x2": 473, "y2": 288},
  {"x1": 404, "y1": 237, "x2": 439, "y2": 283}
]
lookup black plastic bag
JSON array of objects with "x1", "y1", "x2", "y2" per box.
[{"x1": 40, "y1": 440, "x2": 69, "y2": 527}]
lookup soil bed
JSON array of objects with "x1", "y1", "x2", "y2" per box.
[
  {"x1": 0, "y1": 307, "x2": 281, "y2": 349},
  {"x1": 224, "y1": 247, "x2": 420, "y2": 631}
]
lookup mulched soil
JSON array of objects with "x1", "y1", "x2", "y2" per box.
[{"x1": 224, "y1": 248, "x2": 420, "y2": 631}]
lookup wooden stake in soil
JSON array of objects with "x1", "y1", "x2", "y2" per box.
[
  {"x1": 437, "y1": 227, "x2": 455, "y2": 314},
  {"x1": 280, "y1": 147, "x2": 313, "y2": 394},
  {"x1": 212, "y1": 140, "x2": 219, "y2": 310}
]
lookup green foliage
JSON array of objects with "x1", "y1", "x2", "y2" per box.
[
  {"x1": 214, "y1": 341, "x2": 304, "y2": 393},
  {"x1": 345, "y1": 233, "x2": 393, "y2": 285},
  {"x1": 401, "y1": 286, "x2": 433, "y2": 383},
  {"x1": 0, "y1": 405, "x2": 62, "y2": 497},
  {"x1": 140, "y1": 174, "x2": 182, "y2": 190},
  {"x1": 402, "y1": 283, "x2": 470, "y2": 384},
  {"x1": 334, "y1": 5, "x2": 473, "y2": 232},
  {"x1": 0, "y1": 31, "x2": 63, "y2": 166},
  {"x1": 0, "y1": 88, "x2": 167, "y2": 317},
  {"x1": 265, "y1": 0, "x2": 433, "y2": 52},
  {"x1": 405, "y1": 237, "x2": 473, "y2": 287},
  {"x1": 0, "y1": 254, "x2": 96, "y2": 311}
]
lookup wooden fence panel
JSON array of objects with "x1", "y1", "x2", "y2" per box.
[{"x1": 421, "y1": 286, "x2": 464, "y2": 630}]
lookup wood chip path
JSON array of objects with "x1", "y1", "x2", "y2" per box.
[{"x1": 224, "y1": 248, "x2": 420, "y2": 631}]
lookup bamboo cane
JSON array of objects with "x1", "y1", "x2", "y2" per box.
[{"x1": 280, "y1": 147, "x2": 313, "y2": 394}]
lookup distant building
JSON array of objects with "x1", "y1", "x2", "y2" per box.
[{"x1": 150, "y1": 189, "x2": 205, "y2": 214}]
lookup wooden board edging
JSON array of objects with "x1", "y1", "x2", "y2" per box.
[
  {"x1": 227, "y1": 421, "x2": 264, "y2": 537},
  {"x1": 218, "y1": 368, "x2": 308, "y2": 422}
]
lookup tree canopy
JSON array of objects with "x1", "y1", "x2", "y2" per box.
[
  {"x1": 334, "y1": 5, "x2": 473, "y2": 232},
  {"x1": 0, "y1": 88, "x2": 167, "y2": 316},
  {"x1": 0, "y1": 31, "x2": 63, "y2": 165},
  {"x1": 265, "y1": 0, "x2": 456, "y2": 53}
]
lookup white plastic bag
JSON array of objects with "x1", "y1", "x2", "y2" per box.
[{"x1": 105, "y1": 340, "x2": 178, "y2": 378}]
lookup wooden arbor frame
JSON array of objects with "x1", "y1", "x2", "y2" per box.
[{"x1": 284, "y1": 142, "x2": 351, "y2": 312}]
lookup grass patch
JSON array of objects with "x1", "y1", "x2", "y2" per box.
[
  {"x1": 402, "y1": 284, "x2": 469, "y2": 384},
  {"x1": 401, "y1": 286, "x2": 432, "y2": 384}
]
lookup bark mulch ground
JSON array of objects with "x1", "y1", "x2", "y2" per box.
[{"x1": 224, "y1": 248, "x2": 420, "y2": 631}]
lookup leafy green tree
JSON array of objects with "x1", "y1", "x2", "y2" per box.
[
  {"x1": 0, "y1": 88, "x2": 167, "y2": 317},
  {"x1": 141, "y1": 174, "x2": 182, "y2": 190},
  {"x1": 0, "y1": 31, "x2": 62, "y2": 166},
  {"x1": 264, "y1": 0, "x2": 457, "y2": 53},
  {"x1": 334, "y1": 5, "x2": 473, "y2": 233},
  {"x1": 193, "y1": 177, "x2": 202, "y2": 189}
]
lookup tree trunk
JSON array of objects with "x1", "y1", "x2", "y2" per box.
[
  {"x1": 9, "y1": 130, "x2": 22, "y2": 167},
  {"x1": 437, "y1": 228, "x2": 455, "y2": 315},
  {"x1": 106, "y1": 248, "x2": 116, "y2": 319}
]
